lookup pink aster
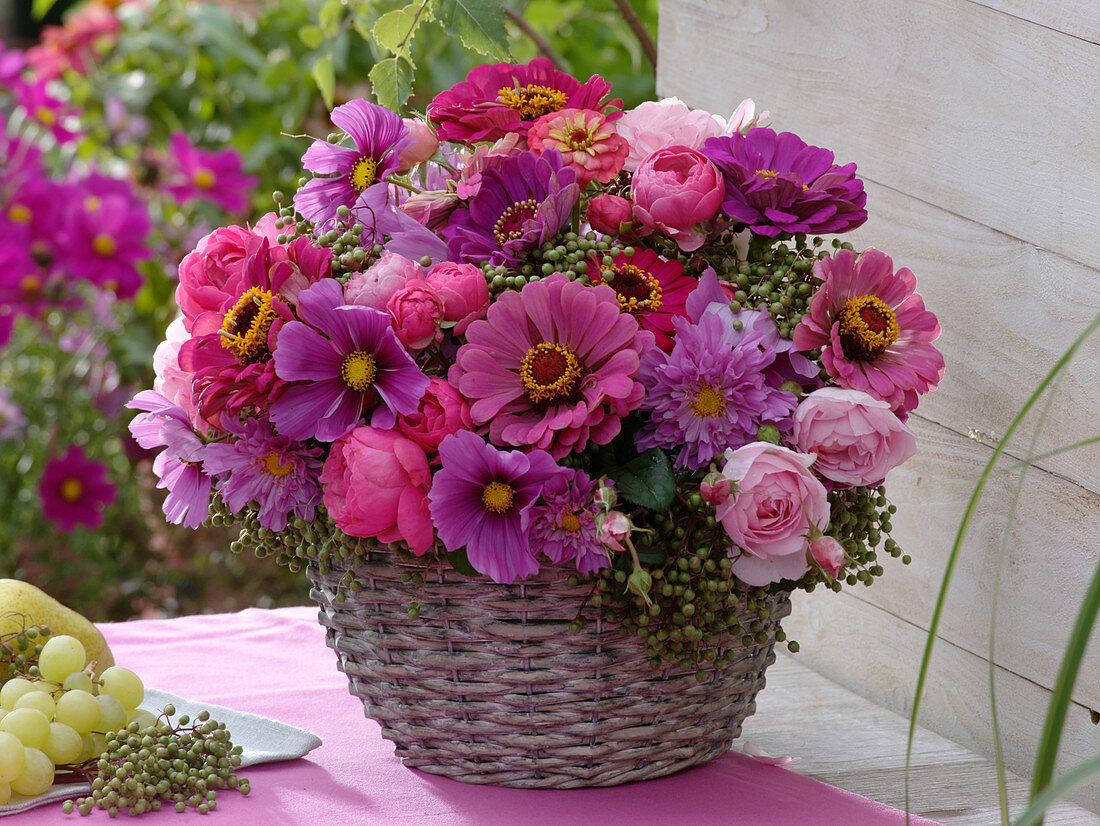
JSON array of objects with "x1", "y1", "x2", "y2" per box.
[
  {"x1": 596, "y1": 247, "x2": 697, "y2": 352},
  {"x1": 38, "y1": 445, "x2": 117, "y2": 531},
  {"x1": 527, "y1": 108, "x2": 628, "y2": 186},
  {"x1": 527, "y1": 468, "x2": 608, "y2": 575},
  {"x1": 161, "y1": 132, "x2": 257, "y2": 213},
  {"x1": 450, "y1": 273, "x2": 654, "y2": 459},
  {"x1": 427, "y1": 58, "x2": 621, "y2": 144},
  {"x1": 792, "y1": 248, "x2": 945, "y2": 416}
]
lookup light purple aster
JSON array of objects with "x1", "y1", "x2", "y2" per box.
[
  {"x1": 636, "y1": 304, "x2": 799, "y2": 469},
  {"x1": 441, "y1": 149, "x2": 579, "y2": 267},
  {"x1": 527, "y1": 468, "x2": 608, "y2": 575},
  {"x1": 126, "y1": 390, "x2": 212, "y2": 529},
  {"x1": 427, "y1": 430, "x2": 564, "y2": 584},
  {"x1": 702, "y1": 127, "x2": 867, "y2": 238},
  {"x1": 203, "y1": 415, "x2": 324, "y2": 532},
  {"x1": 293, "y1": 99, "x2": 410, "y2": 226},
  {"x1": 270, "y1": 278, "x2": 429, "y2": 441}
]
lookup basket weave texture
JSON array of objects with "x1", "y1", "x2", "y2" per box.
[{"x1": 307, "y1": 546, "x2": 792, "y2": 789}]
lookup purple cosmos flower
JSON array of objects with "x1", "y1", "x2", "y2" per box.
[
  {"x1": 64, "y1": 173, "x2": 151, "y2": 299},
  {"x1": 702, "y1": 127, "x2": 867, "y2": 237},
  {"x1": 38, "y1": 445, "x2": 117, "y2": 531},
  {"x1": 126, "y1": 390, "x2": 212, "y2": 529},
  {"x1": 636, "y1": 304, "x2": 799, "y2": 469},
  {"x1": 0, "y1": 387, "x2": 25, "y2": 440},
  {"x1": 527, "y1": 468, "x2": 608, "y2": 575},
  {"x1": 271, "y1": 278, "x2": 429, "y2": 441},
  {"x1": 203, "y1": 415, "x2": 324, "y2": 532},
  {"x1": 162, "y1": 132, "x2": 257, "y2": 213},
  {"x1": 428, "y1": 430, "x2": 564, "y2": 584},
  {"x1": 293, "y1": 99, "x2": 410, "y2": 226},
  {"x1": 450, "y1": 273, "x2": 654, "y2": 459},
  {"x1": 441, "y1": 149, "x2": 579, "y2": 267}
]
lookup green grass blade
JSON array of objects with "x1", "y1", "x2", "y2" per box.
[{"x1": 1013, "y1": 754, "x2": 1100, "y2": 826}]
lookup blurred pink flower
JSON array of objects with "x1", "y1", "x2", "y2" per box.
[
  {"x1": 162, "y1": 132, "x2": 257, "y2": 213},
  {"x1": 39, "y1": 446, "x2": 117, "y2": 531}
]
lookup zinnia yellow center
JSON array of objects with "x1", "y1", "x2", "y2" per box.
[
  {"x1": 350, "y1": 156, "x2": 377, "y2": 191},
  {"x1": 497, "y1": 84, "x2": 568, "y2": 120},
  {"x1": 8, "y1": 204, "x2": 31, "y2": 224},
  {"x1": 193, "y1": 168, "x2": 217, "y2": 189},
  {"x1": 606, "y1": 263, "x2": 662, "y2": 314},
  {"x1": 493, "y1": 199, "x2": 538, "y2": 245},
  {"x1": 482, "y1": 481, "x2": 515, "y2": 514},
  {"x1": 521, "y1": 342, "x2": 583, "y2": 405},
  {"x1": 92, "y1": 234, "x2": 117, "y2": 257},
  {"x1": 263, "y1": 451, "x2": 294, "y2": 478},
  {"x1": 221, "y1": 286, "x2": 279, "y2": 364},
  {"x1": 341, "y1": 351, "x2": 377, "y2": 391},
  {"x1": 560, "y1": 512, "x2": 582, "y2": 532},
  {"x1": 691, "y1": 384, "x2": 725, "y2": 417},
  {"x1": 837, "y1": 295, "x2": 899, "y2": 361},
  {"x1": 60, "y1": 478, "x2": 83, "y2": 502}
]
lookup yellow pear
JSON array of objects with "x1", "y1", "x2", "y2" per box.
[{"x1": 0, "y1": 580, "x2": 114, "y2": 678}]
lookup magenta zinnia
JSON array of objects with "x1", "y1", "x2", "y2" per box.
[
  {"x1": 450, "y1": 273, "x2": 654, "y2": 459},
  {"x1": 792, "y1": 248, "x2": 944, "y2": 416},
  {"x1": 38, "y1": 445, "x2": 117, "y2": 531}
]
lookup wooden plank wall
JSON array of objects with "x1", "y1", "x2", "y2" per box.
[{"x1": 657, "y1": 0, "x2": 1100, "y2": 812}]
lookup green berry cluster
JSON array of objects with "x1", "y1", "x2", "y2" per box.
[
  {"x1": 65, "y1": 707, "x2": 249, "y2": 817},
  {"x1": 480, "y1": 231, "x2": 625, "y2": 295},
  {"x1": 1, "y1": 617, "x2": 51, "y2": 681},
  {"x1": 806, "y1": 484, "x2": 907, "y2": 594}
]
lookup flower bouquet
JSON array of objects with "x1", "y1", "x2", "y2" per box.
[{"x1": 128, "y1": 58, "x2": 944, "y2": 787}]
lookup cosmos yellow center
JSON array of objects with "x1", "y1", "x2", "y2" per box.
[
  {"x1": 35, "y1": 107, "x2": 56, "y2": 125},
  {"x1": 92, "y1": 234, "x2": 117, "y2": 257},
  {"x1": 60, "y1": 478, "x2": 83, "y2": 502},
  {"x1": 8, "y1": 204, "x2": 31, "y2": 224},
  {"x1": 482, "y1": 481, "x2": 515, "y2": 514},
  {"x1": 606, "y1": 263, "x2": 662, "y2": 314},
  {"x1": 560, "y1": 512, "x2": 582, "y2": 532},
  {"x1": 493, "y1": 199, "x2": 538, "y2": 245},
  {"x1": 263, "y1": 451, "x2": 294, "y2": 478},
  {"x1": 340, "y1": 351, "x2": 377, "y2": 391},
  {"x1": 691, "y1": 384, "x2": 725, "y2": 417},
  {"x1": 221, "y1": 286, "x2": 279, "y2": 364},
  {"x1": 84, "y1": 196, "x2": 102, "y2": 212},
  {"x1": 193, "y1": 168, "x2": 217, "y2": 189},
  {"x1": 19, "y1": 275, "x2": 41, "y2": 299},
  {"x1": 837, "y1": 295, "x2": 899, "y2": 361},
  {"x1": 521, "y1": 342, "x2": 583, "y2": 405},
  {"x1": 497, "y1": 85, "x2": 568, "y2": 120},
  {"x1": 350, "y1": 156, "x2": 377, "y2": 191}
]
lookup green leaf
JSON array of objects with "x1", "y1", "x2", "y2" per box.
[
  {"x1": 608, "y1": 449, "x2": 675, "y2": 511},
  {"x1": 31, "y1": 0, "x2": 63, "y2": 20},
  {"x1": 445, "y1": 548, "x2": 480, "y2": 578},
  {"x1": 319, "y1": 0, "x2": 345, "y2": 29},
  {"x1": 433, "y1": 0, "x2": 510, "y2": 61},
  {"x1": 369, "y1": 55, "x2": 414, "y2": 112},
  {"x1": 299, "y1": 25, "x2": 326, "y2": 49},
  {"x1": 373, "y1": 4, "x2": 426, "y2": 55},
  {"x1": 311, "y1": 53, "x2": 336, "y2": 109}
]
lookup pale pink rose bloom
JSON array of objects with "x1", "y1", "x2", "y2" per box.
[
  {"x1": 599, "y1": 511, "x2": 632, "y2": 552},
  {"x1": 321, "y1": 426, "x2": 435, "y2": 554},
  {"x1": 722, "y1": 99, "x2": 769, "y2": 135},
  {"x1": 152, "y1": 316, "x2": 202, "y2": 429},
  {"x1": 396, "y1": 377, "x2": 474, "y2": 453},
  {"x1": 809, "y1": 535, "x2": 846, "y2": 579},
  {"x1": 454, "y1": 133, "x2": 525, "y2": 200},
  {"x1": 617, "y1": 97, "x2": 726, "y2": 172},
  {"x1": 631, "y1": 146, "x2": 724, "y2": 252},
  {"x1": 397, "y1": 118, "x2": 440, "y2": 171},
  {"x1": 386, "y1": 278, "x2": 445, "y2": 350},
  {"x1": 793, "y1": 387, "x2": 917, "y2": 487},
  {"x1": 343, "y1": 251, "x2": 423, "y2": 311},
  {"x1": 586, "y1": 194, "x2": 636, "y2": 236},
  {"x1": 717, "y1": 442, "x2": 829, "y2": 586},
  {"x1": 424, "y1": 261, "x2": 490, "y2": 335}
]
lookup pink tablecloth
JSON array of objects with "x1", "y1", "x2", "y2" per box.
[{"x1": 23, "y1": 607, "x2": 938, "y2": 825}]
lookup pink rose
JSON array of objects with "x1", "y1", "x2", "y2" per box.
[
  {"x1": 397, "y1": 118, "x2": 440, "y2": 171},
  {"x1": 699, "y1": 472, "x2": 731, "y2": 506},
  {"x1": 617, "y1": 98, "x2": 726, "y2": 172},
  {"x1": 586, "y1": 194, "x2": 636, "y2": 236},
  {"x1": 424, "y1": 261, "x2": 490, "y2": 335},
  {"x1": 320, "y1": 426, "x2": 435, "y2": 554},
  {"x1": 631, "y1": 146, "x2": 724, "y2": 252},
  {"x1": 598, "y1": 511, "x2": 632, "y2": 553},
  {"x1": 386, "y1": 279, "x2": 445, "y2": 350},
  {"x1": 716, "y1": 442, "x2": 829, "y2": 586},
  {"x1": 809, "y1": 535, "x2": 845, "y2": 579},
  {"x1": 175, "y1": 224, "x2": 254, "y2": 329},
  {"x1": 793, "y1": 387, "x2": 917, "y2": 487},
  {"x1": 343, "y1": 251, "x2": 423, "y2": 311},
  {"x1": 396, "y1": 377, "x2": 473, "y2": 453}
]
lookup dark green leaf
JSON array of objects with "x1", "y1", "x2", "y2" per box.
[
  {"x1": 445, "y1": 548, "x2": 480, "y2": 578},
  {"x1": 608, "y1": 449, "x2": 675, "y2": 511},
  {"x1": 433, "y1": 0, "x2": 510, "y2": 61},
  {"x1": 369, "y1": 55, "x2": 414, "y2": 112}
]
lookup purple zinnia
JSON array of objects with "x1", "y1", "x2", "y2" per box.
[
  {"x1": 428, "y1": 430, "x2": 564, "y2": 584},
  {"x1": 271, "y1": 278, "x2": 429, "y2": 441},
  {"x1": 203, "y1": 416, "x2": 324, "y2": 532},
  {"x1": 441, "y1": 149, "x2": 579, "y2": 267},
  {"x1": 702, "y1": 127, "x2": 867, "y2": 237},
  {"x1": 527, "y1": 468, "x2": 608, "y2": 575},
  {"x1": 38, "y1": 446, "x2": 117, "y2": 531},
  {"x1": 126, "y1": 390, "x2": 212, "y2": 529},
  {"x1": 636, "y1": 304, "x2": 799, "y2": 469},
  {"x1": 162, "y1": 131, "x2": 257, "y2": 213},
  {"x1": 293, "y1": 99, "x2": 410, "y2": 226}
]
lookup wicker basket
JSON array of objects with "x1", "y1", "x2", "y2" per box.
[{"x1": 307, "y1": 546, "x2": 791, "y2": 789}]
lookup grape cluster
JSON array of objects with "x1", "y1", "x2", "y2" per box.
[
  {"x1": 65, "y1": 707, "x2": 249, "y2": 817},
  {"x1": 1, "y1": 618, "x2": 51, "y2": 681}
]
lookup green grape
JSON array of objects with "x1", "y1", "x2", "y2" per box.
[
  {"x1": 99, "y1": 666, "x2": 144, "y2": 711},
  {"x1": 37, "y1": 636, "x2": 86, "y2": 683},
  {"x1": 0, "y1": 678, "x2": 36, "y2": 712},
  {"x1": 13, "y1": 690, "x2": 55, "y2": 720},
  {"x1": 61, "y1": 672, "x2": 95, "y2": 694},
  {"x1": 127, "y1": 709, "x2": 157, "y2": 729},
  {"x1": 0, "y1": 708, "x2": 50, "y2": 749},
  {"x1": 0, "y1": 731, "x2": 26, "y2": 783},
  {"x1": 77, "y1": 732, "x2": 107, "y2": 763},
  {"x1": 54, "y1": 690, "x2": 100, "y2": 735},
  {"x1": 10, "y1": 747, "x2": 54, "y2": 796},
  {"x1": 95, "y1": 695, "x2": 127, "y2": 734},
  {"x1": 42, "y1": 722, "x2": 82, "y2": 765},
  {"x1": 0, "y1": 780, "x2": 10, "y2": 805}
]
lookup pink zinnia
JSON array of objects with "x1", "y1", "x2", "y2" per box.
[
  {"x1": 792, "y1": 248, "x2": 945, "y2": 416},
  {"x1": 527, "y1": 108, "x2": 628, "y2": 186},
  {"x1": 596, "y1": 248, "x2": 697, "y2": 352},
  {"x1": 162, "y1": 132, "x2": 256, "y2": 213},
  {"x1": 450, "y1": 273, "x2": 654, "y2": 459},
  {"x1": 39, "y1": 446, "x2": 117, "y2": 531}
]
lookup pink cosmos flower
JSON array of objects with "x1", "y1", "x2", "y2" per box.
[
  {"x1": 64, "y1": 173, "x2": 151, "y2": 298},
  {"x1": 793, "y1": 387, "x2": 917, "y2": 487},
  {"x1": 161, "y1": 132, "x2": 257, "y2": 213},
  {"x1": 631, "y1": 146, "x2": 724, "y2": 252},
  {"x1": 527, "y1": 108, "x2": 629, "y2": 186},
  {"x1": 39, "y1": 446, "x2": 117, "y2": 531},
  {"x1": 792, "y1": 248, "x2": 945, "y2": 416},
  {"x1": 14, "y1": 79, "x2": 80, "y2": 144},
  {"x1": 321, "y1": 426, "x2": 435, "y2": 554},
  {"x1": 396, "y1": 376, "x2": 473, "y2": 455},
  {"x1": 716, "y1": 442, "x2": 829, "y2": 587},
  {"x1": 386, "y1": 279, "x2": 445, "y2": 350},
  {"x1": 343, "y1": 251, "x2": 422, "y2": 311},
  {"x1": 424, "y1": 261, "x2": 490, "y2": 336}
]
